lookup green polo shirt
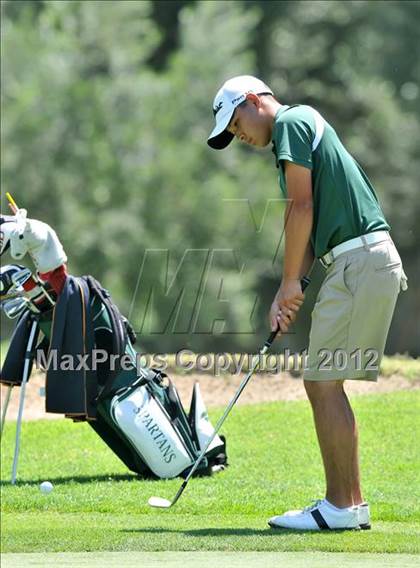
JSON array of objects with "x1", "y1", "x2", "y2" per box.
[{"x1": 272, "y1": 105, "x2": 390, "y2": 258}]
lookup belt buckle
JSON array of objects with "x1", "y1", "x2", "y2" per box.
[{"x1": 319, "y1": 255, "x2": 331, "y2": 269}]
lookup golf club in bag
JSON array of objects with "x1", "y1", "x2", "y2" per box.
[
  {"x1": 1, "y1": 195, "x2": 228, "y2": 483},
  {"x1": 148, "y1": 276, "x2": 311, "y2": 509}
]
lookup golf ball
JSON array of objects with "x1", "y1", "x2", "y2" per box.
[{"x1": 40, "y1": 481, "x2": 53, "y2": 494}]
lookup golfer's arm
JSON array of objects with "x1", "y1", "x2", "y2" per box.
[{"x1": 283, "y1": 162, "x2": 313, "y2": 280}]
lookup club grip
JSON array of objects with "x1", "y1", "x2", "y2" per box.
[{"x1": 264, "y1": 276, "x2": 311, "y2": 350}]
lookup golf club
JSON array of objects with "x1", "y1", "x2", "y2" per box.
[{"x1": 148, "y1": 275, "x2": 311, "y2": 509}]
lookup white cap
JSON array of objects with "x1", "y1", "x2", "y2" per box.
[{"x1": 207, "y1": 75, "x2": 273, "y2": 150}]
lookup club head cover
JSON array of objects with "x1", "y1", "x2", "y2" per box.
[
  {"x1": 0, "y1": 215, "x2": 20, "y2": 256},
  {"x1": 2, "y1": 209, "x2": 67, "y2": 273}
]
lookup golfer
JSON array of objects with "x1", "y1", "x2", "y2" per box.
[{"x1": 207, "y1": 75, "x2": 407, "y2": 531}]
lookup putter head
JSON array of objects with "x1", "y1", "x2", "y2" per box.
[{"x1": 148, "y1": 496, "x2": 172, "y2": 509}]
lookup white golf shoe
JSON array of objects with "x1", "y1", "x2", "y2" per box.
[
  {"x1": 268, "y1": 499, "x2": 360, "y2": 531},
  {"x1": 358, "y1": 501, "x2": 371, "y2": 530}
]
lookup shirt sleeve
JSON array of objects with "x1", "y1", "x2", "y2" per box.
[{"x1": 274, "y1": 108, "x2": 314, "y2": 170}]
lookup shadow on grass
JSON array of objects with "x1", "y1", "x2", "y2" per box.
[
  {"x1": 0, "y1": 473, "x2": 143, "y2": 487},
  {"x1": 121, "y1": 527, "x2": 353, "y2": 537}
]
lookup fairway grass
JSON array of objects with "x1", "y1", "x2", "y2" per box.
[
  {"x1": 1, "y1": 391, "x2": 419, "y2": 555},
  {"x1": 2, "y1": 512, "x2": 419, "y2": 554},
  {"x1": 2, "y1": 552, "x2": 420, "y2": 568}
]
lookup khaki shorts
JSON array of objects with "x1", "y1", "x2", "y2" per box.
[{"x1": 303, "y1": 237, "x2": 406, "y2": 381}]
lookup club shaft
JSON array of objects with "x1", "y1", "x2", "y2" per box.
[
  {"x1": 170, "y1": 350, "x2": 266, "y2": 506},
  {"x1": 11, "y1": 319, "x2": 38, "y2": 484},
  {"x1": 1, "y1": 385, "x2": 13, "y2": 438},
  {"x1": 161, "y1": 276, "x2": 311, "y2": 507}
]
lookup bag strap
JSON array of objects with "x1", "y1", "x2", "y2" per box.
[{"x1": 85, "y1": 276, "x2": 129, "y2": 401}]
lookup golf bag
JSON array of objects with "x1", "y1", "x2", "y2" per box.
[{"x1": 1, "y1": 213, "x2": 228, "y2": 480}]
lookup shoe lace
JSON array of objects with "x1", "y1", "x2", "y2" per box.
[{"x1": 302, "y1": 499, "x2": 323, "y2": 512}]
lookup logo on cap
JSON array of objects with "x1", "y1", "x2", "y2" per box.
[
  {"x1": 231, "y1": 94, "x2": 246, "y2": 105},
  {"x1": 213, "y1": 101, "x2": 223, "y2": 116}
]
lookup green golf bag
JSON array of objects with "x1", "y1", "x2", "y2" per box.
[{"x1": 1, "y1": 271, "x2": 228, "y2": 480}]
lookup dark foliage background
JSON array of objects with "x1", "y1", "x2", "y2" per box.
[{"x1": 2, "y1": 1, "x2": 419, "y2": 355}]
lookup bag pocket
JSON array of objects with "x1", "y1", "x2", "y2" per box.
[{"x1": 111, "y1": 385, "x2": 194, "y2": 478}]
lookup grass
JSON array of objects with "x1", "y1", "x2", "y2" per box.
[
  {"x1": 1, "y1": 391, "x2": 419, "y2": 555},
  {"x1": 380, "y1": 356, "x2": 420, "y2": 379},
  {"x1": 2, "y1": 552, "x2": 420, "y2": 568}
]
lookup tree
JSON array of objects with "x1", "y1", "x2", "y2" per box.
[{"x1": 2, "y1": 0, "x2": 419, "y2": 354}]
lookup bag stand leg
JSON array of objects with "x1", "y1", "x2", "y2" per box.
[
  {"x1": 11, "y1": 319, "x2": 38, "y2": 485},
  {"x1": 1, "y1": 385, "x2": 13, "y2": 439}
]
